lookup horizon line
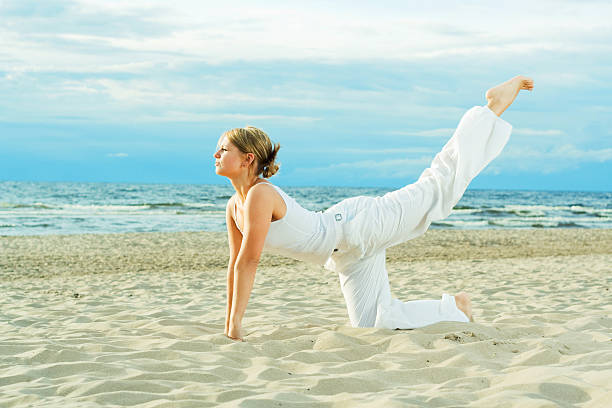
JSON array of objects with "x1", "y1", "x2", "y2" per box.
[{"x1": 1, "y1": 179, "x2": 610, "y2": 194}]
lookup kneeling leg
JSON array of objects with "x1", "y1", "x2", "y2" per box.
[{"x1": 336, "y1": 250, "x2": 470, "y2": 329}]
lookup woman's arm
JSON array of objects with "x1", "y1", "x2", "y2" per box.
[
  {"x1": 227, "y1": 185, "x2": 274, "y2": 340},
  {"x1": 225, "y1": 196, "x2": 242, "y2": 336}
]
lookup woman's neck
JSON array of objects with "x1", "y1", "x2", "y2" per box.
[{"x1": 230, "y1": 175, "x2": 265, "y2": 204}]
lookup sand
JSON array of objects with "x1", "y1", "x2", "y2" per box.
[{"x1": 1, "y1": 229, "x2": 611, "y2": 407}]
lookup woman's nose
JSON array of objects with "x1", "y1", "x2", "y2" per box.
[{"x1": 213, "y1": 150, "x2": 220, "y2": 158}]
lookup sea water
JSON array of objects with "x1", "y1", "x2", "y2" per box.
[{"x1": 1, "y1": 181, "x2": 610, "y2": 236}]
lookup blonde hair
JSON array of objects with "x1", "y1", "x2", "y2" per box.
[{"x1": 222, "y1": 126, "x2": 281, "y2": 178}]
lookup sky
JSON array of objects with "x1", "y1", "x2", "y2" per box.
[{"x1": 1, "y1": 0, "x2": 611, "y2": 191}]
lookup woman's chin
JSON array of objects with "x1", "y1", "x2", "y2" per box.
[{"x1": 215, "y1": 167, "x2": 229, "y2": 178}]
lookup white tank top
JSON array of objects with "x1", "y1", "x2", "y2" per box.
[{"x1": 234, "y1": 183, "x2": 339, "y2": 265}]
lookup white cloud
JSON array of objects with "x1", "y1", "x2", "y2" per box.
[
  {"x1": 297, "y1": 143, "x2": 612, "y2": 180},
  {"x1": 140, "y1": 111, "x2": 321, "y2": 123},
  {"x1": 488, "y1": 144, "x2": 612, "y2": 174},
  {"x1": 530, "y1": 72, "x2": 606, "y2": 87},
  {"x1": 61, "y1": 80, "x2": 100, "y2": 94},
  {"x1": 107, "y1": 152, "x2": 128, "y2": 158},
  {"x1": 386, "y1": 128, "x2": 456, "y2": 138},
  {"x1": 42, "y1": 77, "x2": 464, "y2": 123},
  {"x1": 412, "y1": 86, "x2": 453, "y2": 96},
  {"x1": 331, "y1": 147, "x2": 433, "y2": 154},
  {"x1": 554, "y1": 144, "x2": 612, "y2": 162},
  {"x1": 2, "y1": 0, "x2": 612, "y2": 70},
  {"x1": 292, "y1": 156, "x2": 433, "y2": 180},
  {"x1": 513, "y1": 128, "x2": 565, "y2": 136}
]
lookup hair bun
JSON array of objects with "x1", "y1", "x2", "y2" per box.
[{"x1": 262, "y1": 143, "x2": 281, "y2": 178}]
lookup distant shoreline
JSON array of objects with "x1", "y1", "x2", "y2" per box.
[
  {"x1": 2, "y1": 179, "x2": 611, "y2": 193},
  {"x1": 2, "y1": 229, "x2": 611, "y2": 281}
]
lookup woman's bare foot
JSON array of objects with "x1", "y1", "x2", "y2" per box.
[
  {"x1": 227, "y1": 322, "x2": 245, "y2": 342},
  {"x1": 455, "y1": 292, "x2": 474, "y2": 322},
  {"x1": 486, "y1": 75, "x2": 534, "y2": 117}
]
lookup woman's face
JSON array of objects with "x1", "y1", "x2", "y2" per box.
[{"x1": 213, "y1": 136, "x2": 248, "y2": 178}]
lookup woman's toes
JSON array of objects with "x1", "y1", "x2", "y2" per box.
[{"x1": 520, "y1": 77, "x2": 534, "y2": 90}]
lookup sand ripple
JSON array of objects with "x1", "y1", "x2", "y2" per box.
[{"x1": 1, "y1": 231, "x2": 611, "y2": 407}]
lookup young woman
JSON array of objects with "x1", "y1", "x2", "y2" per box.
[{"x1": 215, "y1": 75, "x2": 534, "y2": 341}]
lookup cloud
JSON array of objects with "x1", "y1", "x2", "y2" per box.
[
  {"x1": 23, "y1": 74, "x2": 463, "y2": 123},
  {"x1": 61, "y1": 80, "x2": 100, "y2": 94},
  {"x1": 489, "y1": 144, "x2": 612, "y2": 174},
  {"x1": 3, "y1": 73, "x2": 18, "y2": 81},
  {"x1": 325, "y1": 147, "x2": 433, "y2": 154},
  {"x1": 411, "y1": 85, "x2": 453, "y2": 96},
  {"x1": 140, "y1": 111, "x2": 321, "y2": 123},
  {"x1": 549, "y1": 145, "x2": 612, "y2": 162},
  {"x1": 107, "y1": 152, "x2": 128, "y2": 158},
  {"x1": 292, "y1": 156, "x2": 434, "y2": 180},
  {"x1": 386, "y1": 128, "x2": 456, "y2": 138},
  {"x1": 296, "y1": 143, "x2": 612, "y2": 181},
  {"x1": 530, "y1": 72, "x2": 606, "y2": 87},
  {"x1": 0, "y1": 0, "x2": 72, "y2": 17},
  {"x1": 3, "y1": 0, "x2": 612, "y2": 71},
  {"x1": 513, "y1": 128, "x2": 565, "y2": 136}
]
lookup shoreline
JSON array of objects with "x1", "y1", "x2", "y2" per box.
[{"x1": 2, "y1": 228, "x2": 611, "y2": 281}]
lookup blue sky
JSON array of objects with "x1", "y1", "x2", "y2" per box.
[{"x1": 1, "y1": 0, "x2": 611, "y2": 191}]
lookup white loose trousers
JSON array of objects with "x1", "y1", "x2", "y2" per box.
[{"x1": 323, "y1": 105, "x2": 513, "y2": 329}]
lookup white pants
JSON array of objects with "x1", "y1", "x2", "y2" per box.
[{"x1": 323, "y1": 105, "x2": 512, "y2": 329}]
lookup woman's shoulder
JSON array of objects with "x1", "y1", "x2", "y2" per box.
[
  {"x1": 246, "y1": 182, "x2": 288, "y2": 214},
  {"x1": 248, "y1": 181, "x2": 280, "y2": 201}
]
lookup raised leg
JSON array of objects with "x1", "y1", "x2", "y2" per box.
[{"x1": 337, "y1": 104, "x2": 513, "y2": 261}]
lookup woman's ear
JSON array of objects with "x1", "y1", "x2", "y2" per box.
[
  {"x1": 241, "y1": 153, "x2": 255, "y2": 171},
  {"x1": 245, "y1": 153, "x2": 255, "y2": 167}
]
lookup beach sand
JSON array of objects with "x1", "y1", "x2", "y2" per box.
[{"x1": 1, "y1": 229, "x2": 611, "y2": 407}]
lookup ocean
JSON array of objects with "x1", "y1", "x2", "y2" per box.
[{"x1": 0, "y1": 181, "x2": 610, "y2": 236}]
